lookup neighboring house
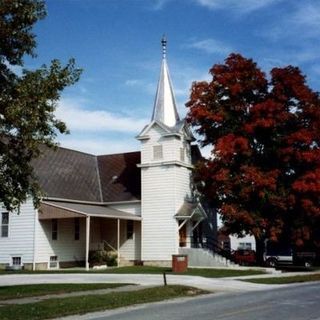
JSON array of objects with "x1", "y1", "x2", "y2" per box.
[
  {"x1": 0, "y1": 38, "x2": 217, "y2": 270},
  {"x1": 217, "y1": 214, "x2": 256, "y2": 252},
  {"x1": 230, "y1": 234, "x2": 256, "y2": 251}
]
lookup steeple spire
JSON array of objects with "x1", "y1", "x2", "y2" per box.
[
  {"x1": 161, "y1": 35, "x2": 167, "y2": 59},
  {"x1": 151, "y1": 36, "x2": 179, "y2": 127}
]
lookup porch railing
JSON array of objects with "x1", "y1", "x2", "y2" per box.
[
  {"x1": 100, "y1": 240, "x2": 117, "y2": 254},
  {"x1": 188, "y1": 236, "x2": 234, "y2": 262}
]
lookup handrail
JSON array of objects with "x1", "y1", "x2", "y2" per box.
[
  {"x1": 102, "y1": 240, "x2": 117, "y2": 253},
  {"x1": 188, "y1": 236, "x2": 234, "y2": 262}
]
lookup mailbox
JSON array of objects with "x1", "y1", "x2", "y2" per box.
[{"x1": 172, "y1": 254, "x2": 188, "y2": 272}]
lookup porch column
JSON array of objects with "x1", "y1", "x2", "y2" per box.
[
  {"x1": 85, "y1": 216, "x2": 91, "y2": 271},
  {"x1": 117, "y1": 219, "x2": 120, "y2": 267}
]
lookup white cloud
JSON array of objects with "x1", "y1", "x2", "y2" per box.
[
  {"x1": 4, "y1": 61, "x2": 23, "y2": 76},
  {"x1": 194, "y1": 0, "x2": 281, "y2": 13},
  {"x1": 151, "y1": 0, "x2": 173, "y2": 10},
  {"x1": 55, "y1": 98, "x2": 148, "y2": 133},
  {"x1": 148, "y1": 0, "x2": 281, "y2": 13},
  {"x1": 256, "y1": 2, "x2": 320, "y2": 69},
  {"x1": 292, "y1": 3, "x2": 320, "y2": 29},
  {"x1": 124, "y1": 77, "x2": 157, "y2": 95},
  {"x1": 187, "y1": 38, "x2": 232, "y2": 55},
  {"x1": 125, "y1": 79, "x2": 144, "y2": 86},
  {"x1": 311, "y1": 65, "x2": 320, "y2": 76},
  {"x1": 58, "y1": 136, "x2": 139, "y2": 156},
  {"x1": 263, "y1": 2, "x2": 320, "y2": 41},
  {"x1": 199, "y1": 144, "x2": 213, "y2": 159}
]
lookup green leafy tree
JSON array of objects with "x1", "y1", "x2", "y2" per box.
[
  {"x1": 186, "y1": 54, "x2": 320, "y2": 263},
  {"x1": 0, "y1": 0, "x2": 81, "y2": 211}
]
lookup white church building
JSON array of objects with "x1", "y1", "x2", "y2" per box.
[{"x1": 0, "y1": 38, "x2": 221, "y2": 270}]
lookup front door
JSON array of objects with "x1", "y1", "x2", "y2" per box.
[{"x1": 179, "y1": 223, "x2": 187, "y2": 247}]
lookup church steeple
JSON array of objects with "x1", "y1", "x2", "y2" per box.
[{"x1": 151, "y1": 36, "x2": 180, "y2": 127}]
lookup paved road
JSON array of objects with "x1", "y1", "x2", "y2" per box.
[{"x1": 63, "y1": 282, "x2": 320, "y2": 320}]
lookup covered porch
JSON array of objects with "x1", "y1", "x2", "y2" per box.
[
  {"x1": 176, "y1": 201, "x2": 206, "y2": 249},
  {"x1": 38, "y1": 201, "x2": 142, "y2": 270}
]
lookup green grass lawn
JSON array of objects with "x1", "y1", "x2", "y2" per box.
[
  {"x1": 96, "y1": 266, "x2": 266, "y2": 278},
  {"x1": 0, "y1": 283, "x2": 129, "y2": 300},
  {"x1": 244, "y1": 273, "x2": 320, "y2": 284},
  {"x1": 180, "y1": 268, "x2": 265, "y2": 278},
  {"x1": 0, "y1": 266, "x2": 266, "y2": 278},
  {"x1": 0, "y1": 285, "x2": 207, "y2": 320}
]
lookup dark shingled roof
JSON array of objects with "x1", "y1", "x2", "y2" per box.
[
  {"x1": 32, "y1": 146, "x2": 141, "y2": 203},
  {"x1": 32, "y1": 147, "x2": 101, "y2": 202},
  {"x1": 33, "y1": 143, "x2": 199, "y2": 203},
  {"x1": 42, "y1": 201, "x2": 142, "y2": 220},
  {"x1": 97, "y1": 152, "x2": 141, "y2": 202}
]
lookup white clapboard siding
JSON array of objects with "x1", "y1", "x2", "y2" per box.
[
  {"x1": 35, "y1": 217, "x2": 86, "y2": 264},
  {"x1": 141, "y1": 165, "x2": 178, "y2": 260},
  {"x1": 140, "y1": 123, "x2": 193, "y2": 261},
  {"x1": 0, "y1": 200, "x2": 36, "y2": 266},
  {"x1": 109, "y1": 203, "x2": 141, "y2": 216},
  {"x1": 174, "y1": 166, "x2": 192, "y2": 212},
  {"x1": 118, "y1": 220, "x2": 141, "y2": 260}
]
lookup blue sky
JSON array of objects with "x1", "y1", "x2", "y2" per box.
[{"x1": 26, "y1": 0, "x2": 320, "y2": 155}]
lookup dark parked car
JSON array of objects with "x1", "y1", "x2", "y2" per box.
[
  {"x1": 264, "y1": 241, "x2": 293, "y2": 267},
  {"x1": 232, "y1": 249, "x2": 256, "y2": 265},
  {"x1": 293, "y1": 251, "x2": 320, "y2": 267}
]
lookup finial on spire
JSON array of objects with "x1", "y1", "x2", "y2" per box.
[{"x1": 161, "y1": 35, "x2": 167, "y2": 59}]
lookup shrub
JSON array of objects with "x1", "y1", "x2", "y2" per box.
[{"x1": 89, "y1": 250, "x2": 117, "y2": 267}]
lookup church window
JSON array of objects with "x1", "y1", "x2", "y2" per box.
[
  {"x1": 12, "y1": 257, "x2": 21, "y2": 266},
  {"x1": 186, "y1": 144, "x2": 191, "y2": 159},
  {"x1": 49, "y1": 256, "x2": 59, "y2": 269},
  {"x1": 153, "y1": 145, "x2": 163, "y2": 160},
  {"x1": 180, "y1": 147, "x2": 185, "y2": 162},
  {"x1": 74, "y1": 218, "x2": 80, "y2": 240},
  {"x1": 1, "y1": 212, "x2": 9, "y2": 238},
  {"x1": 127, "y1": 220, "x2": 134, "y2": 239},
  {"x1": 238, "y1": 242, "x2": 252, "y2": 250},
  {"x1": 52, "y1": 219, "x2": 58, "y2": 240}
]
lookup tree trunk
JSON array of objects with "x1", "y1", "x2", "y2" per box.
[{"x1": 255, "y1": 236, "x2": 266, "y2": 266}]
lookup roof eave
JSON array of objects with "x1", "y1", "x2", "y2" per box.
[{"x1": 41, "y1": 197, "x2": 141, "y2": 206}]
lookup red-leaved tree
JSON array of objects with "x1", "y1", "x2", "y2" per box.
[{"x1": 186, "y1": 54, "x2": 320, "y2": 263}]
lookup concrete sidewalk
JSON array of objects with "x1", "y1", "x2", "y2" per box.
[{"x1": 0, "y1": 273, "x2": 281, "y2": 294}]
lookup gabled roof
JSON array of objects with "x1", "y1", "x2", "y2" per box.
[
  {"x1": 32, "y1": 146, "x2": 141, "y2": 203},
  {"x1": 32, "y1": 144, "x2": 202, "y2": 204},
  {"x1": 175, "y1": 200, "x2": 206, "y2": 220},
  {"x1": 137, "y1": 118, "x2": 194, "y2": 141},
  {"x1": 136, "y1": 119, "x2": 173, "y2": 139},
  {"x1": 31, "y1": 143, "x2": 203, "y2": 204}
]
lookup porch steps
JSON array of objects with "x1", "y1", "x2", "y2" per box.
[{"x1": 179, "y1": 248, "x2": 236, "y2": 268}]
